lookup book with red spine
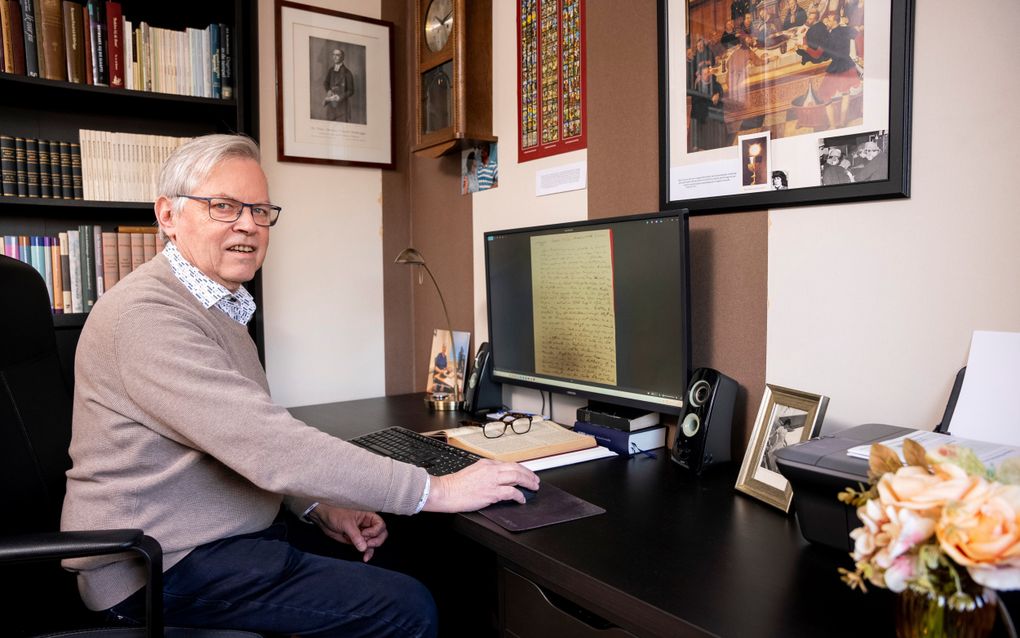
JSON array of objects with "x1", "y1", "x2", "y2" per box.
[
  {"x1": 105, "y1": 0, "x2": 121, "y2": 87},
  {"x1": 7, "y1": 1, "x2": 25, "y2": 74},
  {"x1": 81, "y1": 2, "x2": 92, "y2": 84}
]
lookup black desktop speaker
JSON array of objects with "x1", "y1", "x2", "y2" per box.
[
  {"x1": 463, "y1": 342, "x2": 503, "y2": 415},
  {"x1": 671, "y1": 368, "x2": 737, "y2": 475}
]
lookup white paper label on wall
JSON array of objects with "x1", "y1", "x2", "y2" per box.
[
  {"x1": 669, "y1": 159, "x2": 741, "y2": 200},
  {"x1": 536, "y1": 161, "x2": 587, "y2": 197}
]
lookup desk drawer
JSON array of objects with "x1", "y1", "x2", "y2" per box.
[{"x1": 501, "y1": 567, "x2": 637, "y2": 638}]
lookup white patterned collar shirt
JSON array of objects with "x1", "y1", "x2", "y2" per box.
[{"x1": 163, "y1": 241, "x2": 256, "y2": 325}]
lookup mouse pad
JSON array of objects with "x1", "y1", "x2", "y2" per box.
[{"x1": 477, "y1": 483, "x2": 605, "y2": 532}]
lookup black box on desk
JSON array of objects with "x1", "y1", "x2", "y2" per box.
[{"x1": 774, "y1": 423, "x2": 913, "y2": 552}]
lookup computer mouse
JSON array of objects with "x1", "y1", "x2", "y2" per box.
[{"x1": 517, "y1": 487, "x2": 538, "y2": 503}]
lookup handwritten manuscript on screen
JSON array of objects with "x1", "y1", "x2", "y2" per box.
[{"x1": 530, "y1": 230, "x2": 616, "y2": 386}]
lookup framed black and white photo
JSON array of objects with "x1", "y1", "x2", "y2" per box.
[
  {"x1": 275, "y1": 0, "x2": 394, "y2": 168},
  {"x1": 735, "y1": 384, "x2": 828, "y2": 512},
  {"x1": 659, "y1": 0, "x2": 913, "y2": 213}
]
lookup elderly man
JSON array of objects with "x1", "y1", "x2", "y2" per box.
[
  {"x1": 820, "y1": 146, "x2": 853, "y2": 185},
  {"x1": 323, "y1": 48, "x2": 355, "y2": 121},
  {"x1": 61, "y1": 134, "x2": 538, "y2": 637},
  {"x1": 852, "y1": 140, "x2": 888, "y2": 183}
]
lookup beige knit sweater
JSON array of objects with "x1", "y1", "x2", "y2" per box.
[{"x1": 61, "y1": 255, "x2": 427, "y2": 610}]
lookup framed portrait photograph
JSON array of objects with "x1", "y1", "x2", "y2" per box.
[
  {"x1": 735, "y1": 384, "x2": 829, "y2": 512},
  {"x1": 427, "y1": 329, "x2": 471, "y2": 399},
  {"x1": 275, "y1": 0, "x2": 394, "y2": 168},
  {"x1": 658, "y1": 0, "x2": 913, "y2": 213}
]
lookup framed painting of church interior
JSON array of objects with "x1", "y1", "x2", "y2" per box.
[{"x1": 659, "y1": 0, "x2": 913, "y2": 213}]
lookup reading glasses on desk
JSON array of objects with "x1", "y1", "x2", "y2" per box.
[{"x1": 461, "y1": 413, "x2": 534, "y2": 439}]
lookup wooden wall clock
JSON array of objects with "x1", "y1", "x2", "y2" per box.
[{"x1": 414, "y1": 0, "x2": 496, "y2": 158}]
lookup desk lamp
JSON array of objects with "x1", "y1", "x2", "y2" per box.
[{"x1": 395, "y1": 247, "x2": 461, "y2": 411}]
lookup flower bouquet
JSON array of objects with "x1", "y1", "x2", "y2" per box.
[{"x1": 838, "y1": 439, "x2": 1020, "y2": 637}]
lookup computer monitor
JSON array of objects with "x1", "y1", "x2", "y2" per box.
[{"x1": 484, "y1": 210, "x2": 691, "y2": 415}]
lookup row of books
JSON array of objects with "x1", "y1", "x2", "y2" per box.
[
  {"x1": 0, "y1": 134, "x2": 83, "y2": 199},
  {"x1": 2, "y1": 225, "x2": 163, "y2": 314},
  {"x1": 0, "y1": 1, "x2": 232, "y2": 99},
  {"x1": 79, "y1": 129, "x2": 191, "y2": 202}
]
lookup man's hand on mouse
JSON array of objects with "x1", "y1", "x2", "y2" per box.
[{"x1": 423, "y1": 459, "x2": 539, "y2": 512}]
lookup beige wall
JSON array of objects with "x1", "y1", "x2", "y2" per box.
[
  {"x1": 469, "y1": 0, "x2": 588, "y2": 418},
  {"x1": 257, "y1": 0, "x2": 1019, "y2": 444},
  {"x1": 767, "y1": 0, "x2": 1020, "y2": 432},
  {"x1": 258, "y1": 0, "x2": 389, "y2": 407},
  {"x1": 471, "y1": 2, "x2": 767, "y2": 450}
]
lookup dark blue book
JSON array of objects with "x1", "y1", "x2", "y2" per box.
[
  {"x1": 25, "y1": 137, "x2": 40, "y2": 197},
  {"x1": 38, "y1": 138, "x2": 51, "y2": 198},
  {"x1": 0, "y1": 135, "x2": 15, "y2": 196},
  {"x1": 19, "y1": 0, "x2": 38, "y2": 77},
  {"x1": 573, "y1": 421, "x2": 666, "y2": 457},
  {"x1": 14, "y1": 137, "x2": 27, "y2": 197},
  {"x1": 208, "y1": 22, "x2": 220, "y2": 99},
  {"x1": 86, "y1": 0, "x2": 106, "y2": 85},
  {"x1": 78, "y1": 223, "x2": 96, "y2": 311},
  {"x1": 47, "y1": 140, "x2": 63, "y2": 199},
  {"x1": 219, "y1": 23, "x2": 232, "y2": 99}
]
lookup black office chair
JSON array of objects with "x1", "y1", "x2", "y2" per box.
[{"x1": 0, "y1": 254, "x2": 259, "y2": 638}]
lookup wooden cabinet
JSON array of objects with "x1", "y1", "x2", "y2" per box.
[
  {"x1": 0, "y1": 0, "x2": 263, "y2": 367},
  {"x1": 500, "y1": 566, "x2": 638, "y2": 638},
  {"x1": 412, "y1": 0, "x2": 495, "y2": 158}
]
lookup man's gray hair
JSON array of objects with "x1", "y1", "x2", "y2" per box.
[{"x1": 157, "y1": 133, "x2": 261, "y2": 214}]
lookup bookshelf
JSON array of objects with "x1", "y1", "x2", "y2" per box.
[{"x1": 0, "y1": 0, "x2": 262, "y2": 379}]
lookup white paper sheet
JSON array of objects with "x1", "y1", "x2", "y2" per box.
[
  {"x1": 847, "y1": 430, "x2": 1020, "y2": 467},
  {"x1": 521, "y1": 446, "x2": 617, "y2": 471},
  {"x1": 949, "y1": 331, "x2": 1020, "y2": 446}
]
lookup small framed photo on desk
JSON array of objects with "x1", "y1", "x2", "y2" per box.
[
  {"x1": 735, "y1": 384, "x2": 829, "y2": 512},
  {"x1": 427, "y1": 329, "x2": 471, "y2": 398}
]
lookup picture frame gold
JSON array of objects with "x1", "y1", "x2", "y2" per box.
[{"x1": 735, "y1": 384, "x2": 828, "y2": 512}]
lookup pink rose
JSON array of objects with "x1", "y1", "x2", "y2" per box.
[
  {"x1": 881, "y1": 507, "x2": 936, "y2": 565},
  {"x1": 877, "y1": 464, "x2": 984, "y2": 513},
  {"x1": 851, "y1": 498, "x2": 891, "y2": 561},
  {"x1": 883, "y1": 554, "x2": 917, "y2": 593},
  {"x1": 938, "y1": 483, "x2": 1020, "y2": 589}
]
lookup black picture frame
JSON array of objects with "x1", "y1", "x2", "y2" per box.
[
  {"x1": 275, "y1": 0, "x2": 394, "y2": 169},
  {"x1": 658, "y1": 0, "x2": 914, "y2": 214}
]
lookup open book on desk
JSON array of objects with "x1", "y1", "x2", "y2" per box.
[{"x1": 426, "y1": 420, "x2": 598, "y2": 463}]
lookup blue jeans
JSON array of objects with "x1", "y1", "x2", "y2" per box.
[{"x1": 108, "y1": 520, "x2": 437, "y2": 638}]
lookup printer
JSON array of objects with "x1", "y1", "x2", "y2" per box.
[{"x1": 773, "y1": 368, "x2": 965, "y2": 552}]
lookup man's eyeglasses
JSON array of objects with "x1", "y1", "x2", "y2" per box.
[
  {"x1": 177, "y1": 194, "x2": 282, "y2": 227},
  {"x1": 460, "y1": 413, "x2": 534, "y2": 439}
]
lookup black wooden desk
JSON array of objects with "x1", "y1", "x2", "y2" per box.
[{"x1": 289, "y1": 394, "x2": 1012, "y2": 638}]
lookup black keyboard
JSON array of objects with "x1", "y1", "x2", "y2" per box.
[{"x1": 350, "y1": 427, "x2": 481, "y2": 476}]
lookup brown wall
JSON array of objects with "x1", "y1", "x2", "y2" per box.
[
  {"x1": 382, "y1": 1, "x2": 473, "y2": 395},
  {"x1": 586, "y1": 3, "x2": 767, "y2": 453},
  {"x1": 383, "y1": 1, "x2": 767, "y2": 453},
  {"x1": 381, "y1": 0, "x2": 414, "y2": 394}
]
